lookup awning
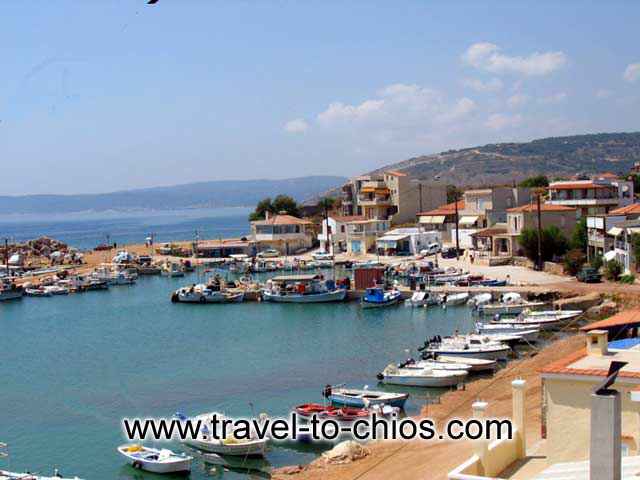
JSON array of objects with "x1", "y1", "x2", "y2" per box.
[
  {"x1": 419, "y1": 215, "x2": 446, "y2": 224},
  {"x1": 628, "y1": 227, "x2": 640, "y2": 234},
  {"x1": 607, "y1": 227, "x2": 623, "y2": 236},
  {"x1": 459, "y1": 215, "x2": 479, "y2": 226},
  {"x1": 360, "y1": 187, "x2": 376, "y2": 193}
]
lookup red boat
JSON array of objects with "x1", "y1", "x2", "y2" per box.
[
  {"x1": 325, "y1": 407, "x2": 370, "y2": 422},
  {"x1": 294, "y1": 403, "x2": 337, "y2": 420}
]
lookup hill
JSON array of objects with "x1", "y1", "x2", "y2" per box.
[
  {"x1": 0, "y1": 176, "x2": 346, "y2": 215},
  {"x1": 372, "y1": 132, "x2": 640, "y2": 186}
]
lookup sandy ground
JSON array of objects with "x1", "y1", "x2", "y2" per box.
[{"x1": 273, "y1": 334, "x2": 587, "y2": 480}]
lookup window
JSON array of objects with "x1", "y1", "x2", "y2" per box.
[{"x1": 341, "y1": 225, "x2": 345, "y2": 233}]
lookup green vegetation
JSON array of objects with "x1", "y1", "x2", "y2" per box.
[
  {"x1": 518, "y1": 225, "x2": 569, "y2": 263},
  {"x1": 519, "y1": 175, "x2": 549, "y2": 188},
  {"x1": 570, "y1": 218, "x2": 588, "y2": 252},
  {"x1": 620, "y1": 274, "x2": 636, "y2": 284},
  {"x1": 249, "y1": 195, "x2": 300, "y2": 221},
  {"x1": 446, "y1": 185, "x2": 463, "y2": 204},
  {"x1": 563, "y1": 249, "x2": 587, "y2": 276},
  {"x1": 604, "y1": 259, "x2": 623, "y2": 281},
  {"x1": 590, "y1": 253, "x2": 603, "y2": 270},
  {"x1": 631, "y1": 233, "x2": 640, "y2": 265},
  {"x1": 318, "y1": 197, "x2": 336, "y2": 217}
]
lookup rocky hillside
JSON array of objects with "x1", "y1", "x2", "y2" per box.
[{"x1": 373, "y1": 132, "x2": 640, "y2": 187}]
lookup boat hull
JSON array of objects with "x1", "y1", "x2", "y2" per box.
[
  {"x1": 183, "y1": 438, "x2": 267, "y2": 457},
  {"x1": 0, "y1": 290, "x2": 24, "y2": 301},
  {"x1": 328, "y1": 390, "x2": 409, "y2": 408},
  {"x1": 381, "y1": 372, "x2": 466, "y2": 388},
  {"x1": 425, "y1": 347, "x2": 509, "y2": 360},
  {"x1": 262, "y1": 289, "x2": 346, "y2": 303}
]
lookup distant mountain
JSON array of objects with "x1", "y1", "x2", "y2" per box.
[
  {"x1": 371, "y1": 132, "x2": 640, "y2": 187},
  {"x1": 0, "y1": 176, "x2": 347, "y2": 215}
]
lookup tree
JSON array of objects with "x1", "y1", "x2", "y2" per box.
[
  {"x1": 249, "y1": 195, "x2": 300, "y2": 221},
  {"x1": 518, "y1": 225, "x2": 568, "y2": 263},
  {"x1": 570, "y1": 217, "x2": 587, "y2": 252},
  {"x1": 631, "y1": 233, "x2": 640, "y2": 268},
  {"x1": 318, "y1": 197, "x2": 336, "y2": 215},
  {"x1": 519, "y1": 175, "x2": 549, "y2": 188},
  {"x1": 446, "y1": 185, "x2": 463, "y2": 204},
  {"x1": 563, "y1": 249, "x2": 586, "y2": 275},
  {"x1": 604, "y1": 259, "x2": 623, "y2": 281}
]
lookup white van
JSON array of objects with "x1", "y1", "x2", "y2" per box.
[{"x1": 420, "y1": 242, "x2": 441, "y2": 256}]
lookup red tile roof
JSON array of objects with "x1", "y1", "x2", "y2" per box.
[
  {"x1": 251, "y1": 214, "x2": 313, "y2": 225},
  {"x1": 418, "y1": 200, "x2": 465, "y2": 216},
  {"x1": 611, "y1": 204, "x2": 640, "y2": 215},
  {"x1": 385, "y1": 170, "x2": 407, "y2": 177},
  {"x1": 580, "y1": 309, "x2": 640, "y2": 331},
  {"x1": 329, "y1": 215, "x2": 366, "y2": 223},
  {"x1": 506, "y1": 204, "x2": 576, "y2": 213}
]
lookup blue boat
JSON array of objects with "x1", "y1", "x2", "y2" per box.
[
  {"x1": 480, "y1": 279, "x2": 507, "y2": 287},
  {"x1": 323, "y1": 385, "x2": 409, "y2": 408},
  {"x1": 362, "y1": 287, "x2": 402, "y2": 308}
]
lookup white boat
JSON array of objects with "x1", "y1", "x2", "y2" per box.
[
  {"x1": 180, "y1": 413, "x2": 268, "y2": 456},
  {"x1": 262, "y1": 275, "x2": 346, "y2": 303},
  {"x1": 44, "y1": 285, "x2": 69, "y2": 295},
  {"x1": 0, "y1": 471, "x2": 82, "y2": 480},
  {"x1": 117, "y1": 444, "x2": 192, "y2": 474},
  {"x1": 323, "y1": 386, "x2": 409, "y2": 408},
  {"x1": 492, "y1": 310, "x2": 581, "y2": 330},
  {"x1": 433, "y1": 355, "x2": 498, "y2": 372},
  {"x1": 441, "y1": 292, "x2": 470, "y2": 306},
  {"x1": 25, "y1": 287, "x2": 52, "y2": 297},
  {"x1": 422, "y1": 335, "x2": 511, "y2": 360},
  {"x1": 468, "y1": 292, "x2": 492, "y2": 307},
  {"x1": 161, "y1": 263, "x2": 185, "y2": 277},
  {"x1": 405, "y1": 291, "x2": 439, "y2": 307},
  {"x1": 478, "y1": 295, "x2": 547, "y2": 315},
  {"x1": 173, "y1": 284, "x2": 244, "y2": 304},
  {"x1": 402, "y1": 359, "x2": 473, "y2": 372},
  {"x1": 476, "y1": 322, "x2": 540, "y2": 342},
  {"x1": 312, "y1": 251, "x2": 334, "y2": 261},
  {"x1": 380, "y1": 364, "x2": 467, "y2": 388}
]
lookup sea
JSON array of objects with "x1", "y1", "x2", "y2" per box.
[{"x1": 0, "y1": 208, "x2": 477, "y2": 479}]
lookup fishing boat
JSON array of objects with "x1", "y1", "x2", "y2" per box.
[
  {"x1": 475, "y1": 322, "x2": 540, "y2": 342},
  {"x1": 421, "y1": 335, "x2": 511, "y2": 360},
  {"x1": 491, "y1": 310, "x2": 582, "y2": 330},
  {"x1": 161, "y1": 262, "x2": 185, "y2": 277},
  {"x1": 172, "y1": 284, "x2": 244, "y2": 304},
  {"x1": 179, "y1": 412, "x2": 268, "y2": 457},
  {"x1": 117, "y1": 444, "x2": 192, "y2": 474},
  {"x1": 477, "y1": 292, "x2": 547, "y2": 316},
  {"x1": 261, "y1": 275, "x2": 346, "y2": 303},
  {"x1": 440, "y1": 292, "x2": 470, "y2": 306},
  {"x1": 379, "y1": 364, "x2": 468, "y2": 387},
  {"x1": 323, "y1": 386, "x2": 409, "y2": 408},
  {"x1": 405, "y1": 291, "x2": 439, "y2": 307},
  {"x1": 362, "y1": 287, "x2": 402, "y2": 308},
  {"x1": 0, "y1": 279, "x2": 23, "y2": 302},
  {"x1": 427, "y1": 354, "x2": 498, "y2": 372}
]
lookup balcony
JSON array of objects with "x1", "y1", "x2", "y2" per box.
[
  {"x1": 548, "y1": 198, "x2": 619, "y2": 206},
  {"x1": 358, "y1": 194, "x2": 392, "y2": 206}
]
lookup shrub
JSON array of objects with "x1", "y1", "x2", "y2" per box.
[
  {"x1": 570, "y1": 218, "x2": 587, "y2": 252},
  {"x1": 518, "y1": 226, "x2": 569, "y2": 263},
  {"x1": 619, "y1": 274, "x2": 636, "y2": 284},
  {"x1": 563, "y1": 249, "x2": 586, "y2": 276},
  {"x1": 590, "y1": 254, "x2": 603, "y2": 271},
  {"x1": 604, "y1": 259, "x2": 623, "y2": 281}
]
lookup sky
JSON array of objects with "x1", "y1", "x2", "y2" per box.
[{"x1": 1, "y1": 0, "x2": 638, "y2": 195}]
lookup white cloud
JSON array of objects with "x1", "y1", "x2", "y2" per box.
[
  {"x1": 462, "y1": 42, "x2": 567, "y2": 76},
  {"x1": 461, "y1": 77, "x2": 503, "y2": 92},
  {"x1": 540, "y1": 92, "x2": 568, "y2": 104},
  {"x1": 317, "y1": 99, "x2": 384, "y2": 125},
  {"x1": 623, "y1": 63, "x2": 640, "y2": 83},
  {"x1": 507, "y1": 93, "x2": 529, "y2": 108},
  {"x1": 596, "y1": 89, "x2": 613, "y2": 99},
  {"x1": 485, "y1": 113, "x2": 523, "y2": 130},
  {"x1": 283, "y1": 118, "x2": 309, "y2": 133}
]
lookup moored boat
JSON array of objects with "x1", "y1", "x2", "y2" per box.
[
  {"x1": 429, "y1": 354, "x2": 498, "y2": 372},
  {"x1": 0, "y1": 279, "x2": 23, "y2": 302},
  {"x1": 440, "y1": 292, "x2": 470, "y2": 306},
  {"x1": 172, "y1": 283, "x2": 244, "y2": 304},
  {"x1": 362, "y1": 287, "x2": 402, "y2": 308},
  {"x1": 117, "y1": 444, "x2": 192, "y2": 474},
  {"x1": 323, "y1": 385, "x2": 409, "y2": 408},
  {"x1": 405, "y1": 291, "x2": 439, "y2": 307},
  {"x1": 477, "y1": 292, "x2": 547, "y2": 315},
  {"x1": 379, "y1": 364, "x2": 468, "y2": 388},
  {"x1": 420, "y1": 335, "x2": 511, "y2": 360},
  {"x1": 261, "y1": 275, "x2": 346, "y2": 303},
  {"x1": 161, "y1": 262, "x2": 185, "y2": 277}
]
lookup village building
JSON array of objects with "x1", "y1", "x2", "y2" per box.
[
  {"x1": 490, "y1": 203, "x2": 577, "y2": 257},
  {"x1": 375, "y1": 227, "x2": 441, "y2": 256},
  {"x1": 194, "y1": 238, "x2": 255, "y2": 257},
  {"x1": 340, "y1": 171, "x2": 446, "y2": 225},
  {"x1": 586, "y1": 204, "x2": 640, "y2": 266},
  {"x1": 317, "y1": 215, "x2": 364, "y2": 254},
  {"x1": 344, "y1": 218, "x2": 391, "y2": 255},
  {"x1": 547, "y1": 175, "x2": 634, "y2": 217},
  {"x1": 417, "y1": 200, "x2": 464, "y2": 243},
  {"x1": 250, "y1": 213, "x2": 315, "y2": 254}
]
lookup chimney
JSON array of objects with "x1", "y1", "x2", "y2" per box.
[
  {"x1": 265, "y1": 211, "x2": 270, "y2": 221},
  {"x1": 587, "y1": 330, "x2": 609, "y2": 357}
]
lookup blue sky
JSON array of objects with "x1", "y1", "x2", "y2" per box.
[{"x1": 1, "y1": 0, "x2": 638, "y2": 195}]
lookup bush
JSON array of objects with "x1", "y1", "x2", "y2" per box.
[
  {"x1": 563, "y1": 249, "x2": 586, "y2": 276},
  {"x1": 590, "y1": 254, "x2": 603, "y2": 271},
  {"x1": 570, "y1": 218, "x2": 587, "y2": 252},
  {"x1": 604, "y1": 259, "x2": 623, "y2": 281},
  {"x1": 619, "y1": 274, "x2": 636, "y2": 284},
  {"x1": 518, "y1": 226, "x2": 569, "y2": 263}
]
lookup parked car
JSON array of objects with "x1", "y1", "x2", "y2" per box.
[
  {"x1": 441, "y1": 247, "x2": 465, "y2": 259},
  {"x1": 257, "y1": 249, "x2": 280, "y2": 258},
  {"x1": 419, "y1": 243, "x2": 441, "y2": 257},
  {"x1": 577, "y1": 266, "x2": 602, "y2": 283}
]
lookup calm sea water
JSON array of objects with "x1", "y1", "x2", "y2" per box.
[
  {"x1": 0, "y1": 209, "x2": 477, "y2": 479},
  {"x1": 0, "y1": 208, "x2": 254, "y2": 251}
]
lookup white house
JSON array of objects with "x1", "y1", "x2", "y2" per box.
[
  {"x1": 376, "y1": 227, "x2": 441, "y2": 256},
  {"x1": 317, "y1": 215, "x2": 364, "y2": 254}
]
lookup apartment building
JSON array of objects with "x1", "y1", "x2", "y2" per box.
[
  {"x1": 547, "y1": 175, "x2": 634, "y2": 216},
  {"x1": 340, "y1": 171, "x2": 446, "y2": 225},
  {"x1": 344, "y1": 218, "x2": 391, "y2": 255},
  {"x1": 250, "y1": 213, "x2": 315, "y2": 254}
]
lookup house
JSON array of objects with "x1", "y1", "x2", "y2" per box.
[
  {"x1": 317, "y1": 215, "x2": 364, "y2": 254},
  {"x1": 448, "y1": 322, "x2": 640, "y2": 479},
  {"x1": 547, "y1": 175, "x2": 634, "y2": 217},
  {"x1": 344, "y1": 218, "x2": 391, "y2": 255},
  {"x1": 375, "y1": 227, "x2": 441, "y2": 256},
  {"x1": 490, "y1": 203, "x2": 577, "y2": 257},
  {"x1": 340, "y1": 171, "x2": 446, "y2": 224},
  {"x1": 586, "y1": 204, "x2": 640, "y2": 262},
  {"x1": 603, "y1": 219, "x2": 640, "y2": 273},
  {"x1": 417, "y1": 200, "x2": 464, "y2": 243},
  {"x1": 250, "y1": 213, "x2": 315, "y2": 254},
  {"x1": 194, "y1": 238, "x2": 255, "y2": 258}
]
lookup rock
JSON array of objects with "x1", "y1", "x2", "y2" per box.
[
  {"x1": 555, "y1": 292, "x2": 602, "y2": 311},
  {"x1": 586, "y1": 301, "x2": 618, "y2": 318},
  {"x1": 321, "y1": 440, "x2": 370, "y2": 465},
  {"x1": 274, "y1": 465, "x2": 304, "y2": 475}
]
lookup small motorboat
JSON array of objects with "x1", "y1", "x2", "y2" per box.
[
  {"x1": 294, "y1": 404, "x2": 370, "y2": 423},
  {"x1": 432, "y1": 354, "x2": 498, "y2": 372},
  {"x1": 492, "y1": 310, "x2": 581, "y2": 330},
  {"x1": 180, "y1": 412, "x2": 268, "y2": 457},
  {"x1": 476, "y1": 322, "x2": 540, "y2": 342},
  {"x1": 24, "y1": 287, "x2": 52, "y2": 297},
  {"x1": 405, "y1": 291, "x2": 439, "y2": 307},
  {"x1": 172, "y1": 284, "x2": 244, "y2": 304},
  {"x1": 477, "y1": 292, "x2": 547, "y2": 315},
  {"x1": 0, "y1": 471, "x2": 82, "y2": 480},
  {"x1": 440, "y1": 292, "x2": 470, "y2": 306},
  {"x1": 420, "y1": 335, "x2": 511, "y2": 360},
  {"x1": 362, "y1": 287, "x2": 402, "y2": 308},
  {"x1": 379, "y1": 364, "x2": 467, "y2": 388},
  {"x1": 117, "y1": 444, "x2": 192, "y2": 474},
  {"x1": 468, "y1": 292, "x2": 492, "y2": 307},
  {"x1": 44, "y1": 285, "x2": 70, "y2": 295},
  {"x1": 323, "y1": 386, "x2": 409, "y2": 408},
  {"x1": 294, "y1": 403, "x2": 337, "y2": 420}
]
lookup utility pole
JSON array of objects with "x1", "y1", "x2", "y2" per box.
[
  {"x1": 536, "y1": 192, "x2": 543, "y2": 271},
  {"x1": 454, "y1": 193, "x2": 460, "y2": 261},
  {"x1": 418, "y1": 183, "x2": 423, "y2": 212},
  {"x1": 4, "y1": 238, "x2": 9, "y2": 278}
]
